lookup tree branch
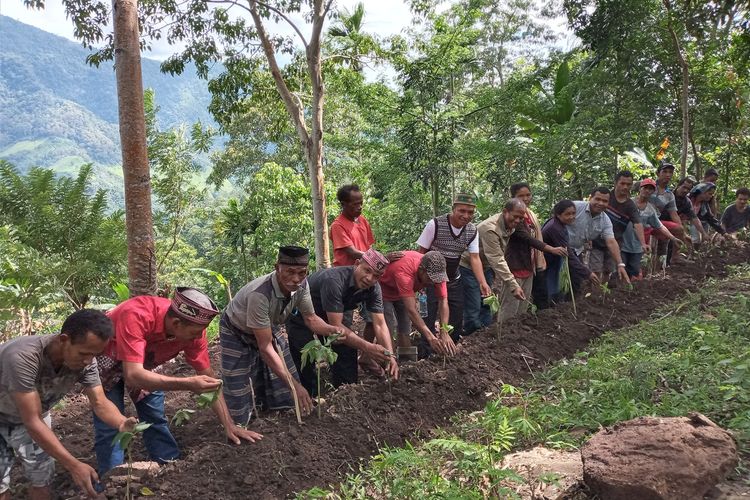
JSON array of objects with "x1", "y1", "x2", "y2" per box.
[
  {"x1": 251, "y1": 0, "x2": 308, "y2": 48},
  {"x1": 247, "y1": 0, "x2": 310, "y2": 145}
]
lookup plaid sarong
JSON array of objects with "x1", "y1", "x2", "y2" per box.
[{"x1": 219, "y1": 314, "x2": 300, "y2": 426}]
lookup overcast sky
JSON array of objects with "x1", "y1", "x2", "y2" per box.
[{"x1": 1, "y1": 0, "x2": 417, "y2": 60}]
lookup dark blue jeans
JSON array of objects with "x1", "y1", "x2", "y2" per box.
[
  {"x1": 461, "y1": 265, "x2": 495, "y2": 336},
  {"x1": 93, "y1": 379, "x2": 180, "y2": 475}
]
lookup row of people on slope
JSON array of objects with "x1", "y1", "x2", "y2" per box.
[{"x1": 1, "y1": 165, "x2": 747, "y2": 498}]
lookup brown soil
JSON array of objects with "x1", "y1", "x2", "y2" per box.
[{"x1": 48, "y1": 246, "x2": 750, "y2": 499}]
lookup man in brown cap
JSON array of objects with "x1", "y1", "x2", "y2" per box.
[
  {"x1": 221, "y1": 246, "x2": 346, "y2": 425},
  {"x1": 93, "y1": 287, "x2": 260, "y2": 476},
  {"x1": 379, "y1": 250, "x2": 452, "y2": 358}
]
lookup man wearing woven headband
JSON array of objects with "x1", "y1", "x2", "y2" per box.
[
  {"x1": 416, "y1": 193, "x2": 492, "y2": 357},
  {"x1": 379, "y1": 250, "x2": 454, "y2": 358},
  {"x1": 221, "y1": 246, "x2": 348, "y2": 425},
  {"x1": 93, "y1": 288, "x2": 260, "y2": 477},
  {"x1": 287, "y1": 248, "x2": 398, "y2": 392}
]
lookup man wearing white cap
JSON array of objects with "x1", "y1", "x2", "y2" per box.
[
  {"x1": 287, "y1": 248, "x2": 398, "y2": 393},
  {"x1": 93, "y1": 287, "x2": 260, "y2": 476}
]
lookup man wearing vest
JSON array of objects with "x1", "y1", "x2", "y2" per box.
[{"x1": 416, "y1": 193, "x2": 492, "y2": 358}]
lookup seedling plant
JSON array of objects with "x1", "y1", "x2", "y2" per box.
[
  {"x1": 559, "y1": 257, "x2": 576, "y2": 318},
  {"x1": 171, "y1": 381, "x2": 224, "y2": 427},
  {"x1": 301, "y1": 334, "x2": 340, "y2": 418},
  {"x1": 111, "y1": 422, "x2": 152, "y2": 500}
]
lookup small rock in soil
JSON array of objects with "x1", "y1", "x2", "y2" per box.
[{"x1": 581, "y1": 413, "x2": 738, "y2": 500}]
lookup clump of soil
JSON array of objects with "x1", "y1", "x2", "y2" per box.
[{"x1": 49, "y1": 246, "x2": 750, "y2": 499}]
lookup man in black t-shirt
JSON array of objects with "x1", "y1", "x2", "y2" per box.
[
  {"x1": 592, "y1": 171, "x2": 648, "y2": 280},
  {"x1": 287, "y1": 249, "x2": 398, "y2": 394},
  {"x1": 722, "y1": 187, "x2": 750, "y2": 234}
]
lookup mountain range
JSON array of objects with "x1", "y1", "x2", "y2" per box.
[{"x1": 0, "y1": 15, "x2": 216, "y2": 205}]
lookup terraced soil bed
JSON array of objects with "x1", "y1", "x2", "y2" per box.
[{"x1": 50, "y1": 246, "x2": 750, "y2": 499}]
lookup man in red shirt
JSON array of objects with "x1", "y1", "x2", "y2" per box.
[
  {"x1": 330, "y1": 185, "x2": 375, "y2": 267},
  {"x1": 93, "y1": 288, "x2": 261, "y2": 475},
  {"x1": 379, "y1": 250, "x2": 454, "y2": 358}
]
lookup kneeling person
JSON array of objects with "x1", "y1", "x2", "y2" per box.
[
  {"x1": 94, "y1": 288, "x2": 259, "y2": 476},
  {"x1": 287, "y1": 248, "x2": 398, "y2": 395},
  {"x1": 0, "y1": 310, "x2": 136, "y2": 499},
  {"x1": 221, "y1": 246, "x2": 346, "y2": 425}
]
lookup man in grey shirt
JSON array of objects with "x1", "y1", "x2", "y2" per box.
[
  {"x1": 721, "y1": 187, "x2": 750, "y2": 234},
  {"x1": 567, "y1": 187, "x2": 630, "y2": 283},
  {"x1": 220, "y1": 246, "x2": 346, "y2": 425},
  {"x1": 0, "y1": 309, "x2": 135, "y2": 499}
]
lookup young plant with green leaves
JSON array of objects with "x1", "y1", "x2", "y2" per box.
[
  {"x1": 559, "y1": 257, "x2": 577, "y2": 318},
  {"x1": 301, "y1": 334, "x2": 341, "y2": 418},
  {"x1": 171, "y1": 381, "x2": 223, "y2": 427},
  {"x1": 111, "y1": 422, "x2": 152, "y2": 499}
]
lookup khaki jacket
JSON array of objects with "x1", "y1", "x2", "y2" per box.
[{"x1": 460, "y1": 213, "x2": 518, "y2": 289}]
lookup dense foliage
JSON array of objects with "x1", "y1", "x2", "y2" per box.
[{"x1": 3, "y1": 0, "x2": 750, "y2": 331}]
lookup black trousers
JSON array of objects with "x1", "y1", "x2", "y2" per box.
[
  {"x1": 419, "y1": 278, "x2": 464, "y2": 358},
  {"x1": 286, "y1": 320, "x2": 358, "y2": 396}
]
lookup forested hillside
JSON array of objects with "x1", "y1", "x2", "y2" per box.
[{"x1": 0, "y1": 15, "x2": 213, "y2": 201}]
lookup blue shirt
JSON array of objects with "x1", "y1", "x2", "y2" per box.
[
  {"x1": 567, "y1": 201, "x2": 615, "y2": 255},
  {"x1": 621, "y1": 199, "x2": 663, "y2": 254}
]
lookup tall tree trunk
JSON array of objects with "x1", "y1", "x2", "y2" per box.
[
  {"x1": 113, "y1": 0, "x2": 156, "y2": 296},
  {"x1": 663, "y1": 0, "x2": 691, "y2": 178},
  {"x1": 249, "y1": 0, "x2": 330, "y2": 269},
  {"x1": 306, "y1": 0, "x2": 330, "y2": 269}
]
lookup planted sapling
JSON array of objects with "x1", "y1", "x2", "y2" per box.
[
  {"x1": 112, "y1": 422, "x2": 152, "y2": 500},
  {"x1": 559, "y1": 258, "x2": 577, "y2": 318},
  {"x1": 301, "y1": 334, "x2": 340, "y2": 418},
  {"x1": 171, "y1": 380, "x2": 223, "y2": 427}
]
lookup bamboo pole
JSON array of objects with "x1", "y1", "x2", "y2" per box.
[{"x1": 275, "y1": 342, "x2": 302, "y2": 424}]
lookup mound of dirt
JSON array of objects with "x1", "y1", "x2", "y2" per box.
[
  {"x1": 582, "y1": 413, "x2": 738, "y2": 500},
  {"x1": 50, "y1": 246, "x2": 750, "y2": 499}
]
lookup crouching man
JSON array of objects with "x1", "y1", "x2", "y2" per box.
[
  {"x1": 287, "y1": 248, "x2": 398, "y2": 395},
  {"x1": 221, "y1": 246, "x2": 347, "y2": 425},
  {"x1": 0, "y1": 309, "x2": 136, "y2": 499},
  {"x1": 94, "y1": 287, "x2": 261, "y2": 477}
]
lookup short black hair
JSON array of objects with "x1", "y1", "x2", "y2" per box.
[
  {"x1": 676, "y1": 176, "x2": 696, "y2": 188},
  {"x1": 615, "y1": 170, "x2": 634, "y2": 182},
  {"x1": 553, "y1": 199, "x2": 575, "y2": 216},
  {"x1": 736, "y1": 187, "x2": 750, "y2": 198},
  {"x1": 336, "y1": 184, "x2": 360, "y2": 203},
  {"x1": 590, "y1": 186, "x2": 610, "y2": 197},
  {"x1": 704, "y1": 168, "x2": 719, "y2": 178},
  {"x1": 510, "y1": 182, "x2": 531, "y2": 197},
  {"x1": 61, "y1": 309, "x2": 114, "y2": 344}
]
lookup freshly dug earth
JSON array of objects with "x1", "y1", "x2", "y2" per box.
[{"x1": 49, "y1": 247, "x2": 750, "y2": 499}]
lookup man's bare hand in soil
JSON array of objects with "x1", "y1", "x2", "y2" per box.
[
  {"x1": 386, "y1": 358, "x2": 399, "y2": 380},
  {"x1": 617, "y1": 266, "x2": 631, "y2": 283},
  {"x1": 511, "y1": 286, "x2": 526, "y2": 301},
  {"x1": 365, "y1": 343, "x2": 391, "y2": 364},
  {"x1": 439, "y1": 331, "x2": 457, "y2": 356},
  {"x1": 226, "y1": 424, "x2": 263, "y2": 445},
  {"x1": 68, "y1": 459, "x2": 99, "y2": 498},
  {"x1": 295, "y1": 383, "x2": 314, "y2": 415},
  {"x1": 588, "y1": 272, "x2": 601, "y2": 286}
]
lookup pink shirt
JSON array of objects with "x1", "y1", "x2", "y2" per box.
[
  {"x1": 379, "y1": 251, "x2": 447, "y2": 302},
  {"x1": 106, "y1": 296, "x2": 210, "y2": 372}
]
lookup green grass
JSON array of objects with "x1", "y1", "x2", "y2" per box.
[{"x1": 296, "y1": 266, "x2": 750, "y2": 499}]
